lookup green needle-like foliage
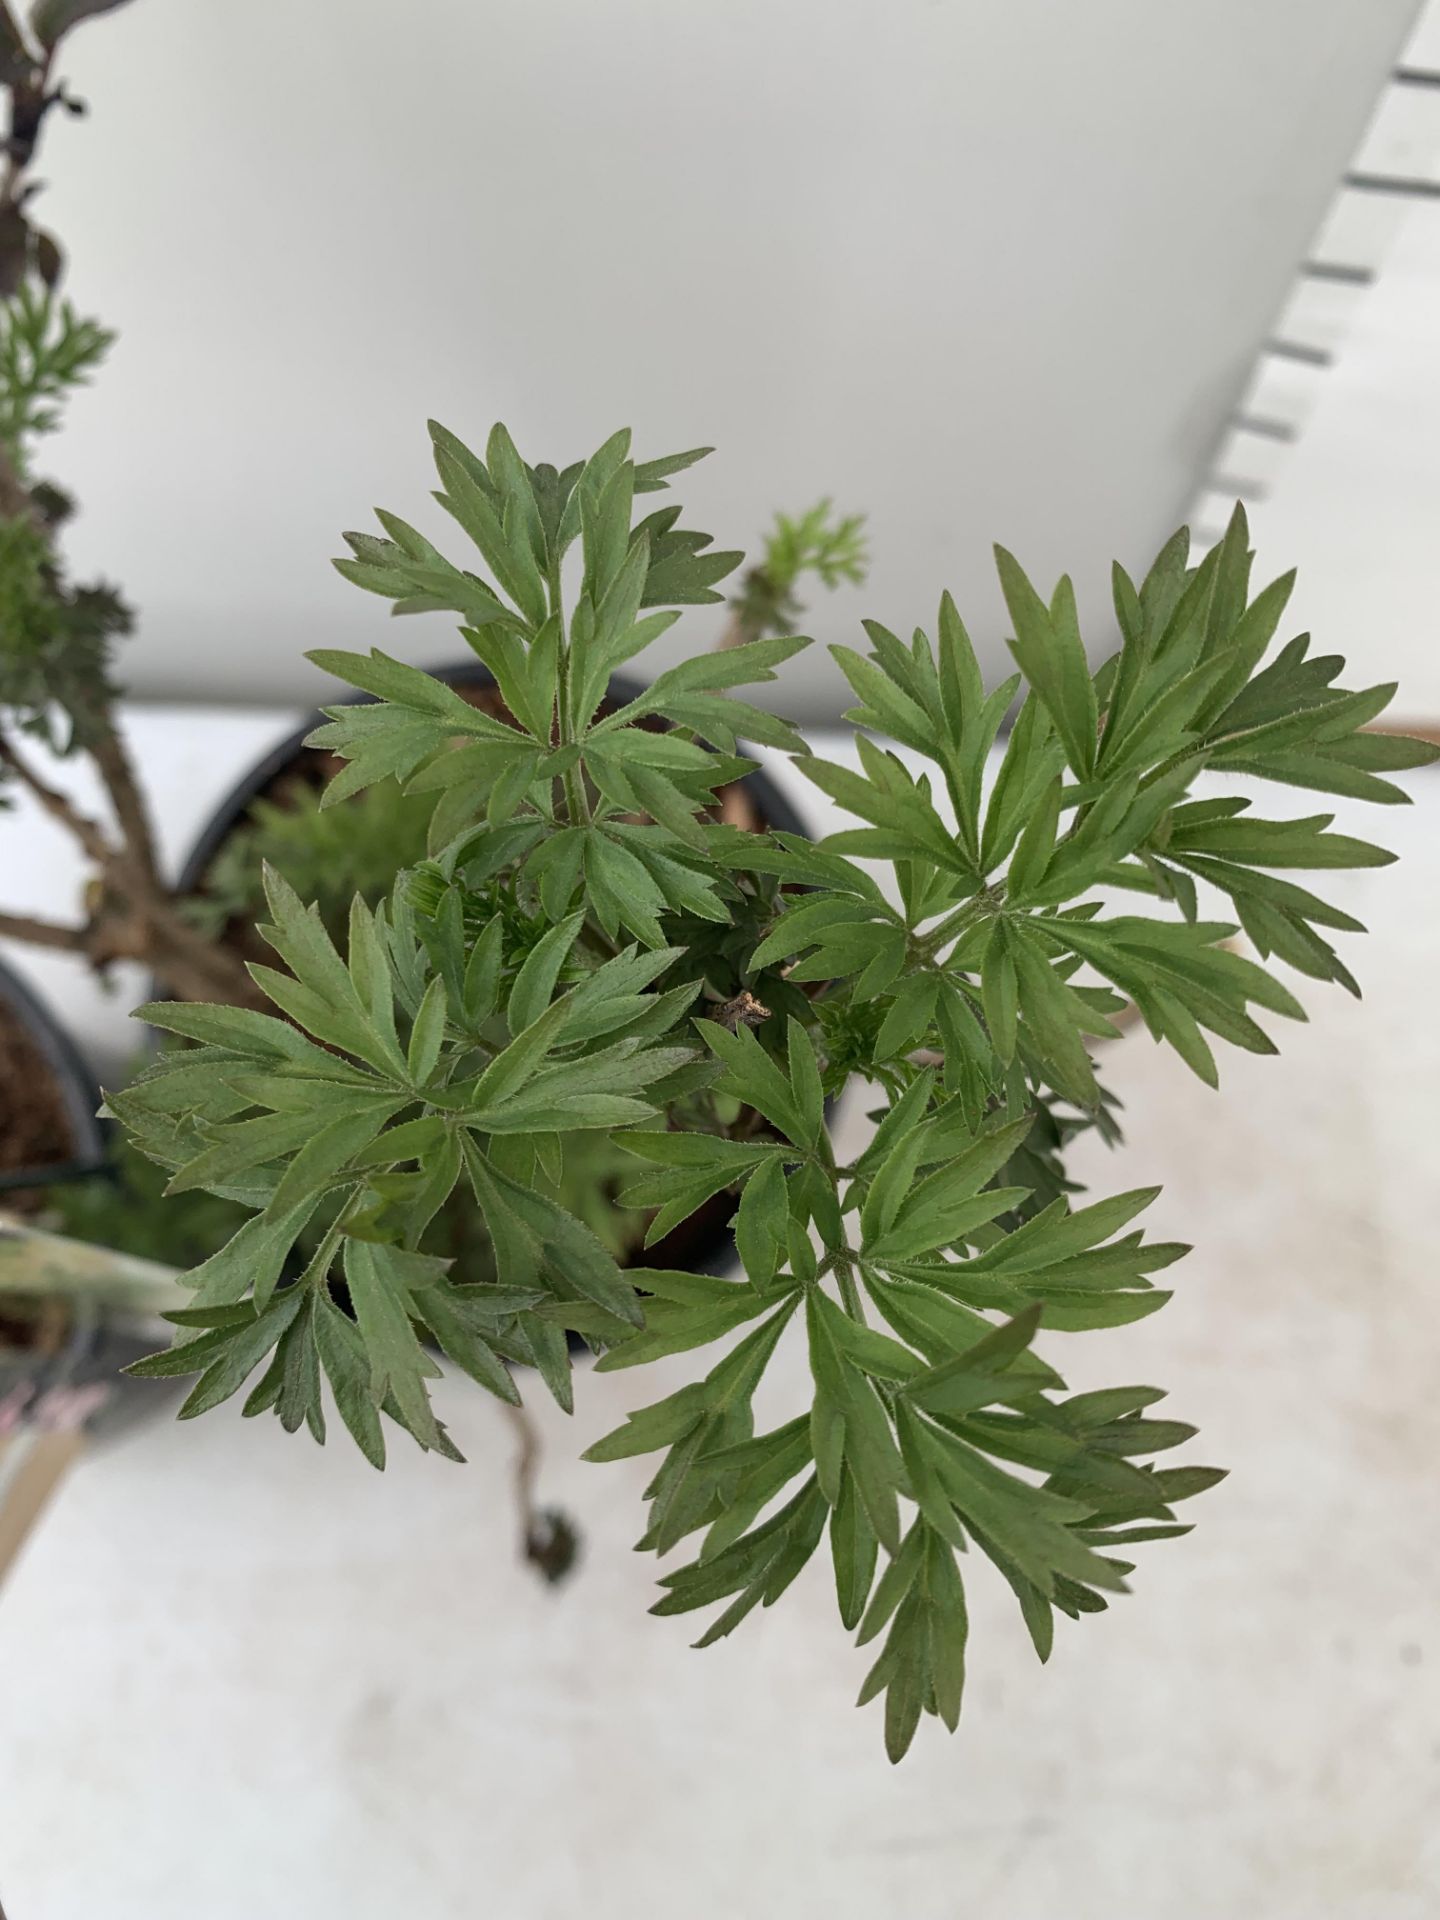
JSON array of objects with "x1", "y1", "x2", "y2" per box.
[
  {"x1": 0, "y1": 283, "x2": 131, "y2": 750},
  {"x1": 0, "y1": 281, "x2": 111, "y2": 463},
  {"x1": 117, "y1": 421, "x2": 1437, "y2": 1760},
  {"x1": 726, "y1": 496, "x2": 868, "y2": 646}
]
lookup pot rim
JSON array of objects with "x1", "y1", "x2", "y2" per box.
[
  {"x1": 175, "y1": 659, "x2": 812, "y2": 898},
  {"x1": 0, "y1": 951, "x2": 108, "y2": 1192}
]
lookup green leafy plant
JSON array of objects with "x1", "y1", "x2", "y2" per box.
[
  {"x1": 116, "y1": 419, "x2": 1436, "y2": 1760},
  {"x1": 37, "y1": 487, "x2": 853, "y2": 1340}
]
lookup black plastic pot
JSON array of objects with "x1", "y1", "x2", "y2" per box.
[
  {"x1": 174, "y1": 660, "x2": 813, "y2": 1280},
  {"x1": 0, "y1": 952, "x2": 107, "y2": 1197},
  {"x1": 177, "y1": 661, "x2": 811, "y2": 896}
]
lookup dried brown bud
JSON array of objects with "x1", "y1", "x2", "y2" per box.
[{"x1": 715, "y1": 989, "x2": 771, "y2": 1031}]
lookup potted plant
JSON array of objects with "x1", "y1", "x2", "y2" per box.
[
  {"x1": 163, "y1": 494, "x2": 867, "y2": 999},
  {"x1": 0, "y1": 5, "x2": 887, "y2": 1582},
  {"x1": 0, "y1": 6, "x2": 136, "y2": 1211},
  {"x1": 113, "y1": 416, "x2": 1436, "y2": 1758},
  {"x1": 26, "y1": 520, "x2": 849, "y2": 1589},
  {"x1": 0, "y1": 0, "x2": 857, "y2": 1316},
  {"x1": 24, "y1": 496, "x2": 865, "y2": 1294},
  {"x1": 174, "y1": 490, "x2": 868, "y2": 941}
]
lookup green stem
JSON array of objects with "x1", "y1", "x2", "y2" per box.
[
  {"x1": 300, "y1": 1189, "x2": 362, "y2": 1290},
  {"x1": 833, "y1": 1251, "x2": 864, "y2": 1320},
  {"x1": 816, "y1": 1127, "x2": 865, "y2": 1319},
  {"x1": 561, "y1": 763, "x2": 590, "y2": 828},
  {"x1": 549, "y1": 555, "x2": 590, "y2": 827},
  {"x1": 920, "y1": 886, "x2": 1001, "y2": 959}
]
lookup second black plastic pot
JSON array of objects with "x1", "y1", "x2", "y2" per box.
[{"x1": 177, "y1": 662, "x2": 811, "y2": 897}]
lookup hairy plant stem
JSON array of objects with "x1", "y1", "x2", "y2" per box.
[
  {"x1": 298, "y1": 1194, "x2": 362, "y2": 1295},
  {"x1": 0, "y1": 727, "x2": 111, "y2": 861},
  {"x1": 833, "y1": 1250, "x2": 864, "y2": 1319},
  {"x1": 548, "y1": 556, "x2": 590, "y2": 828},
  {"x1": 921, "y1": 885, "x2": 1004, "y2": 958}
]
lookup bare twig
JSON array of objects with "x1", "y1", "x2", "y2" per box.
[
  {"x1": 714, "y1": 607, "x2": 748, "y2": 651},
  {"x1": 0, "y1": 729, "x2": 115, "y2": 864},
  {"x1": 499, "y1": 1400, "x2": 579, "y2": 1585},
  {"x1": 137, "y1": 902, "x2": 263, "y2": 1005},
  {"x1": 1367, "y1": 720, "x2": 1440, "y2": 748},
  {"x1": 0, "y1": 33, "x2": 58, "y2": 220},
  {"x1": 79, "y1": 713, "x2": 262, "y2": 1000},
  {"x1": 0, "y1": 888, "x2": 258, "y2": 1004},
  {"x1": 503, "y1": 1398, "x2": 541, "y2": 1526},
  {"x1": 0, "y1": 907, "x2": 87, "y2": 951},
  {"x1": 0, "y1": 713, "x2": 261, "y2": 1003},
  {"x1": 88, "y1": 719, "x2": 161, "y2": 886}
]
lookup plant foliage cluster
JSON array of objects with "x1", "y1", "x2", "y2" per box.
[
  {"x1": 0, "y1": 0, "x2": 136, "y2": 749},
  {"x1": 0, "y1": 282, "x2": 129, "y2": 751},
  {"x1": 46, "y1": 489, "x2": 862, "y2": 1283},
  {"x1": 118, "y1": 421, "x2": 1435, "y2": 1758}
]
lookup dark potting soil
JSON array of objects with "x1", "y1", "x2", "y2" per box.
[{"x1": 0, "y1": 1001, "x2": 78, "y2": 1213}]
